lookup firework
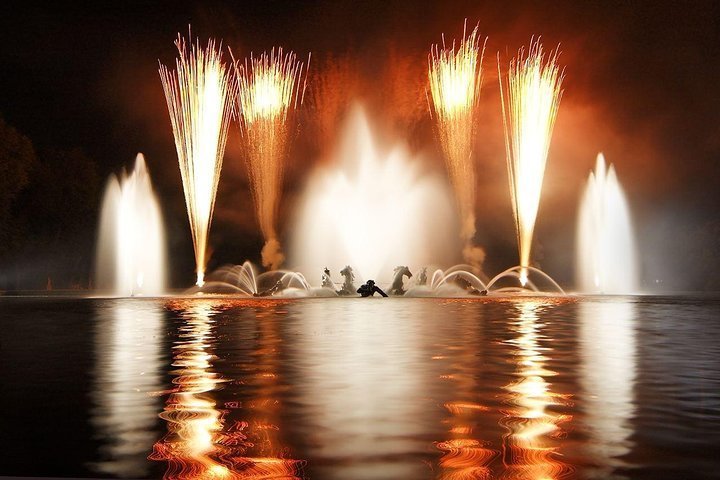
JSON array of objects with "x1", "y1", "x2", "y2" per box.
[
  {"x1": 428, "y1": 22, "x2": 487, "y2": 267},
  {"x1": 159, "y1": 33, "x2": 236, "y2": 286},
  {"x1": 233, "y1": 47, "x2": 307, "y2": 270},
  {"x1": 498, "y1": 38, "x2": 564, "y2": 285}
]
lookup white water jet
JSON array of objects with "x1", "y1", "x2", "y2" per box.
[
  {"x1": 291, "y1": 105, "x2": 459, "y2": 285},
  {"x1": 96, "y1": 154, "x2": 166, "y2": 296},
  {"x1": 576, "y1": 153, "x2": 638, "y2": 294}
]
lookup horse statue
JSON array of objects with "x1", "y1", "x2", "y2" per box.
[
  {"x1": 390, "y1": 265, "x2": 412, "y2": 295},
  {"x1": 337, "y1": 265, "x2": 356, "y2": 296},
  {"x1": 321, "y1": 267, "x2": 334, "y2": 289},
  {"x1": 416, "y1": 267, "x2": 428, "y2": 286}
]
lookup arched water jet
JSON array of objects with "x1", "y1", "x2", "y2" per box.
[
  {"x1": 486, "y1": 266, "x2": 565, "y2": 294},
  {"x1": 432, "y1": 271, "x2": 488, "y2": 291}
]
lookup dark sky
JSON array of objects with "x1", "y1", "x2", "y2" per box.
[{"x1": 1, "y1": 1, "x2": 719, "y2": 289}]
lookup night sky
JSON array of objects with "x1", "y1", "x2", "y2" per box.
[{"x1": 1, "y1": 1, "x2": 719, "y2": 290}]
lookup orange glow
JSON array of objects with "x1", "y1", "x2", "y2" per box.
[
  {"x1": 500, "y1": 301, "x2": 572, "y2": 480},
  {"x1": 151, "y1": 301, "x2": 304, "y2": 479},
  {"x1": 435, "y1": 337, "x2": 498, "y2": 480},
  {"x1": 149, "y1": 302, "x2": 231, "y2": 479}
]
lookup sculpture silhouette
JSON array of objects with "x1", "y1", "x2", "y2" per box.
[
  {"x1": 357, "y1": 279, "x2": 388, "y2": 297},
  {"x1": 321, "y1": 267, "x2": 334, "y2": 289},
  {"x1": 390, "y1": 265, "x2": 412, "y2": 295},
  {"x1": 416, "y1": 267, "x2": 428, "y2": 286},
  {"x1": 337, "y1": 265, "x2": 356, "y2": 296},
  {"x1": 254, "y1": 279, "x2": 283, "y2": 297}
]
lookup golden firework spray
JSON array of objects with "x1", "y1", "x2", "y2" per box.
[
  {"x1": 159, "y1": 33, "x2": 236, "y2": 287},
  {"x1": 232, "y1": 47, "x2": 308, "y2": 270},
  {"x1": 498, "y1": 38, "x2": 564, "y2": 285}
]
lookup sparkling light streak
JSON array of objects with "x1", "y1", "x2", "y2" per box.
[
  {"x1": 159, "y1": 33, "x2": 235, "y2": 286},
  {"x1": 428, "y1": 22, "x2": 487, "y2": 266},
  {"x1": 150, "y1": 301, "x2": 230, "y2": 479},
  {"x1": 501, "y1": 301, "x2": 572, "y2": 480},
  {"x1": 233, "y1": 47, "x2": 308, "y2": 270},
  {"x1": 498, "y1": 39, "x2": 564, "y2": 285}
]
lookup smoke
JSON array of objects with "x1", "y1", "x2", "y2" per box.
[
  {"x1": 261, "y1": 237, "x2": 285, "y2": 270},
  {"x1": 463, "y1": 242, "x2": 487, "y2": 273}
]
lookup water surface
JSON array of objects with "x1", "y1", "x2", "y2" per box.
[{"x1": 1, "y1": 295, "x2": 718, "y2": 479}]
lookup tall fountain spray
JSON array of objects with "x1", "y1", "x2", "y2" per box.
[
  {"x1": 499, "y1": 38, "x2": 564, "y2": 286},
  {"x1": 159, "y1": 33, "x2": 235, "y2": 287},
  {"x1": 428, "y1": 22, "x2": 488, "y2": 270},
  {"x1": 291, "y1": 105, "x2": 458, "y2": 285},
  {"x1": 233, "y1": 47, "x2": 308, "y2": 271},
  {"x1": 576, "y1": 153, "x2": 638, "y2": 293},
  {"x1": 95, "y1": 154, "x2": 166, "y2": 296}
]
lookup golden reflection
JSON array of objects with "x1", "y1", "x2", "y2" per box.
[
  {"x1": 231, "y1": 305, "x2": 304, "y2": 478},
  {"x1": 500, "y1": 300, "x2": 572, "y2": 479},
  {"x1": 151, "y1": 299, "x2": 304, "y2": 479},
  {"x1": 150, "y1": 300, "x2": 230, "y2": 479},
  {"x1": 434, "y1": 310, "x2": 498, "y2": 480}
]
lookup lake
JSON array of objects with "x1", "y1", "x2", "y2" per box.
[{"x1": 1, "y1": 295, "x2": 719, "y2": 479}]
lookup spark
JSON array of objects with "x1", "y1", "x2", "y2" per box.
[
  {"x1": 498, "y1": 38, "x2": 564, "y2": 285},
  {"x1": 233, "y1": 47, "x2": 308, "y2": 270},
  {"x1": 159, "y1": 32, "x2": 236, "y2": 286},
  {"x1": 428, "y1": 21, "x2": 487, "y2": 264}
]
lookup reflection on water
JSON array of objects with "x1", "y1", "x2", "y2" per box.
[
  {"x1": 3, "y1": 295, "x2": 717, "y2": 479},
  {"x1": 287, "y1": 299, "x2": 430, "y2": 479},
  {"x1": 433, "y1": 304, "x2": 498, "y2": 480},
  {"x1": 500, "y1": 300, "x2": 572, "y2": 479},
  {"x1": 91, "y1": 300, "x2": 164, "y2": 478},
  {"x1": 149, "y1": 300, "x2": 230, "y2": 479},
  {"x1": 230, "y1": 301, "x2": 305, "y2": 478},
  {"x1": 150, "y1": 299, "x2": 304, "y2": 479},
  {"x1": 579, "y1": 300, "x2": 636, "y2": 478}
]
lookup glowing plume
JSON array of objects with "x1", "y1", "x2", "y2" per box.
[
  {"x1": 159, "y1": 33, "x2": 235, "y2": 286},
  {"x1": 233, "y1": 48, "x2": 308, "y2": 270},
  {"x1": 428, "y1": 22, "x2": 487, "y2": 268},
  {"x1": 498, "y1": 38, "x2": 564, "y2": 285}
]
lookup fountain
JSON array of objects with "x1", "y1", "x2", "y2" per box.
[
  {"x1": 576, "y1": 153, "x2": 638, "y2": 294},
  {"x1": 190, "y1": 260, "x2": 316, "y2": 297},
  {"x1": 95, "y1": 154, "x2": 166, "y2": 296},
  {"x1": 290, "y1": 105, "x2": 459, "y2": 286}
]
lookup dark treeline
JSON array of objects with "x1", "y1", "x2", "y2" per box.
[{"x1": 0, "y1": 115, "x2": 100, "y2": 291}]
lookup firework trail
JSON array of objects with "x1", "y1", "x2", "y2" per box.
[
  {"x1": 232, "y1": 48, "x2": 308, "y2": 270},
  {"x1": 159, "y1": 33, "x2": 236, "y2": 286},
  {"x1": 428, "y1": 22, "x2": 487, "y2": 269},
  {"x1": 498, "y1": 38, "x2": 564, "y2": 285}
]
